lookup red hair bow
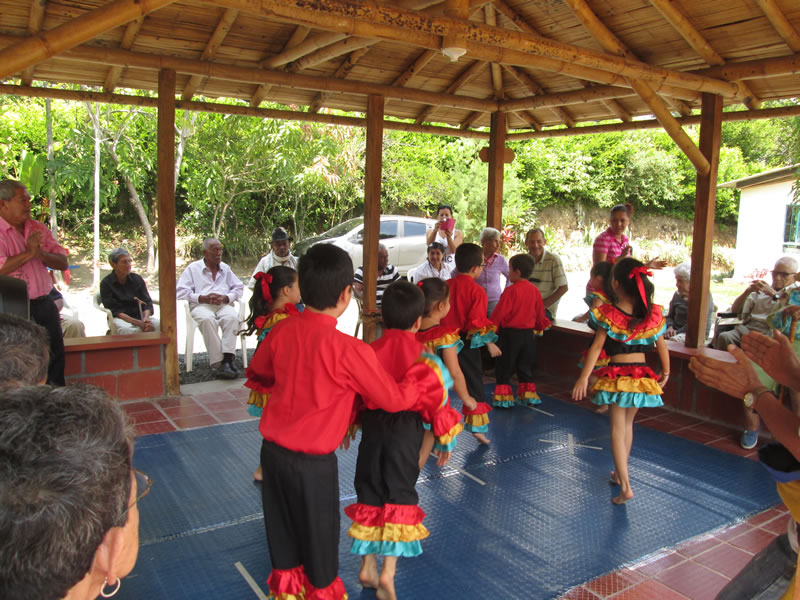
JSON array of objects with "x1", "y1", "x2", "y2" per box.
[
  {"x1": 417, "y1": 281, "x2": 425, "y2": 288},
  {"x1": 628, "y1": 266, "x2": 653, "y2": 310},
  {"x1": 254, "y1": 271, "x2": 273, "y2": 304}
]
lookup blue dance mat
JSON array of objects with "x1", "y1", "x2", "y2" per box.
[{"x1": 120, "y1": 391, "x2": 779, "y2": 600}]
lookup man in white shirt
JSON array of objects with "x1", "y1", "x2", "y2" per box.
[
  {"x1": 248, "y1": 227, "x2": 298, "y2": 289},
  {"x1": 177, "y1": 237, "x2": 244, "y2": 379}
]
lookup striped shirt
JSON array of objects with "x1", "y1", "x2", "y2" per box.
[
  {"x1": 529, "y1": 249, "x2": 568, "y2": 316},
  {"x1": 354, "y1": 264, "x2": 401, "y2": 308},
  {"x1": 593, "y1": 228, "x2": 629, "y2": 262}
]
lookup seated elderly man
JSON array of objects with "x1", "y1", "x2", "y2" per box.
[
  {"x1": 525, "y1": 228, "x2": 568, "y2": 320},
  {"x1": 0, "y1": 313, "x2": 49, "y2": 388},
  {"x1": 177, "y1": 238, "x2": 244, "y2": 379},
  {"x1": 353, "y1": 243, "x2": 400, "y2": 310},
  {"x1": 664, "y1": 262, "x2": 715, "y2": 344},
  {"x1": 100, "y1": 248, "x2": 159, "y2": 335},
  {"x1": 248, "y1": 226, "x2": 298, "y2": 289}
]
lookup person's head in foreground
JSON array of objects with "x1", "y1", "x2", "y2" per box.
[
  {"x1": 454, "y1": 243, "x2": 484, "y2": 276},
  {"x1": 299, "y1": 243, "x2": 354, "y2": 313},
  {"x1": 508, "y1": 253, "x2": 534, "y2": 282},
  {"x1": 0, "y1": 384, "x2": 142, "y2": 600},
  {"x1": 0, "y1": 313, "x2": 49, "y2": 388},
  {"x1": 381, "y1": 280, "x2": 425, "y2": 331}
]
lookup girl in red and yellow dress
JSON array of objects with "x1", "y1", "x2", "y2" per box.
[
  {"x1": 242, "y1": 265, "x2": 300, "y2": 480},
  {"x1": 574, "y1": 262, "x2": 613, "y2": 412},
  {"x1": 416, "y1": 277, "x2": 492, "y2": 446},
  {"x1": 572, "y1": 258, "x2": 669, "y2": 505}
]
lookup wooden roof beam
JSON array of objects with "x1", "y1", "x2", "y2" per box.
[
  {"x1": 287, "y1": 36, "x2": 376, "y2": 72},
  {"x1": 460, "y1": 111, "x2": 483, "y2": 129},
  {"x1": 21, "y1": 0, "x2": 46, "y2": 85},
  {"x1": 103, "y1": 17, "x2": 144, "y2": 92},
  {"x1": 502, "y1": 65, "x2": 572, "y2": 127},
  {"x1": 250, "y1": 25, "x2": 311, "y2": 106},
  {"x1": 484, "y1": 5, "x2": 504, "y2": 101},
  {"x1": 392, "y1": 49, "x2": 438, "y2": 87},
  {"x1": 309, "y1": 45, "x2": 371, "y2": 112},
  {"x1": 648, "y1": 0, "x2": 761, "y2": 108},
  {"x1": 0, "y1": 0, "x2": 176, "y2": 80},
  {"x1": 563, "y1": 0, "x2": 709, "y2": 174},
  {"x1": 182, "y1": 8, "x2": 239, "y2": 100},
  {"x1": 755, "y1": 0, "x2": 800, "y2": 52},
  {"x1": 260, "y1": 31, "x2": 347, "y2": 69},
  {"x1": 414, "y1": 60, "x2": 487, "y2": 124}
]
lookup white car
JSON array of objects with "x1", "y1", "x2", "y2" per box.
[{"x1": 294, "y1": 215, "x2": 437, "y2": 275}]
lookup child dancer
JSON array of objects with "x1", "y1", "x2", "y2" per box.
[
  {"x1": 245, "y1": 244, "x2": 442, "y2": 600},
  {"x1": 417, "y1": 277, "x2": 492, "y2": 449},
  {"x1": 347, "y1": 281, "x2": 462, "y2": 600},
  {"x1": 490, "y1": 254, "x2": 551, "y2": 408},
  {"x1": 242, "y1": 266, "x2": 300, "y2": 481},
  {"x1": 440, "y1": 243, "x2": 502, "y2": 444},
  {"x1": 572, "y1": 258, "x2": 669, "y2": 505},
  {"x1": 574, "y1": 262, "x2": 613, "y2": 413}
]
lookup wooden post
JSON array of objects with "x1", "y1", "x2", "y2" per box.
[
  {"x1": 486, "y1": 111, "x2": 506, "y2": 229},
  {"x1": 686, "y1": 93, "x2": 722, "y2": 348},
  {"x1": 362, "y1": 94, "x2": 384, "y2": 343},
  {"x1": 157, "y1": 68, "x2": 180, "y2": 396}
]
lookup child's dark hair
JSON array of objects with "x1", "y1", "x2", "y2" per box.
[
  {"x1": 612, "y1": 257, "x2": 653, "y2": 330},
  {"x1": 509, "y1": 254, "x2": 534, "y2": 279},
  {"x1": 381, "y1": 281, "x2": 425, "y2": 330},
  {"x1": 419, "y1": 278, "x2": 450, "y2": 317},
  {"x1": 454, "y1": 243, "x2": 483, "y2": 273},
  {"x1": 298, "y1": 244, "x2": 353, "y2": 310},
  {"x1": 244, "y1": 266, "x2": 297, "y2": 335},
  {"x1": 590, "y1": 261, "x2": 614, "y2": 298},
  {"x1": 611, "y1": 202, "x2": 634, "y2": 218}
]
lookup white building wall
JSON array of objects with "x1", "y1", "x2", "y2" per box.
[{"x1": 732, "y1": 180, "x2": 795, "y2": 280}]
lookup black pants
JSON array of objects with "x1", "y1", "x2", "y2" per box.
[
  {"x1": 495, "y1": 327, "x2": 536, "y2": 386},
  {"x1": 30, "y1": 296, "x2": 65, "y2": 386},
  {"x1": 354, "y1": 410, "x2": 424, "y2": 507},
  {"x1": 458, "y1": 332, "x2": 485, "y2": 403},
  {"x1": 260, "y1": 440, "x2": 340, "y2": 589}
]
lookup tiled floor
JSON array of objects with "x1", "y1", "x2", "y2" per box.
[{"x1": 122, "y1": 373, "x2": 789, "y2": 600}]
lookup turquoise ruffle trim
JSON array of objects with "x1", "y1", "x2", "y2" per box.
[
  {"x1": 248, "y1": 404, "x2": 263, "y2": 417},
  {"x1": 420, "y1": 351, "x2": 455, "y2": 394},
  {"x1": 592, "y1": 390, "x2": 664, "y2": 408},
  {"x1": 588, "y1": 312, "x2": 666, "y2": 345},
  {"x1": 492, "y1": 400, "x2": 515, "y2": 408},
  {"x1": 464, "y1": 423, "x2": 489, "y2": 433},
  {"x1": 434, "y1": 438, "x2": 457, "y2": 453},
  {"x1": 350, "y1": 539, "x2": 423, "y2": 558},
  {"x1": 469, "y1": 330, "x2": 499, "y2": 348},
  {"x1": 517, "y1": 397, "x2": 541, "y2": 406},
  {"x1": 422, "y1": 422, "x2": 431, "y2": 431}
]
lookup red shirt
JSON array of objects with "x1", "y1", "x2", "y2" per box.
[
  {"x1": 490, "y1": 279, "x2": 551, "y2": 332},
  {"x1": 440, "y1": 274, "x2": 493, "y2": 334},
  {"x1": 246, "y1": 310, "x2": 423, "y2": 454}
]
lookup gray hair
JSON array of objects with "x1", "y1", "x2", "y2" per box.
[
  {"x1": 0, "y1": 384, "x2": 134, "y2": 599},
  {"x1": 776, "y1": 256, "x2": 799, "y2": 272},
  {"x1": 202, "y1": 237, "x2": 220, "y2": 251},
  {"x1": 0, "y1": 179, "x2": 25, "y2": 202},
  {"x1": 674, "y1": 262, "x2": 691, "y2": 281},
  {"x1": 480, "y1": 227, "x2": 501, "y2": 243},
  {"x1": 0, "y1": 314, "x2": 48, "y2": 387},
  {"x1": 378, "y1": 243, "x2": 388, "y2": 253},
  {"x1": 107, "y1": 247, "x2": 130, "y2": 266}
]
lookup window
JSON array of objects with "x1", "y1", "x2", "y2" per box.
[
  {"x1": 403, "y1": 221, "x2": 427, "y2": 237},
  {"x1": 379, "y1": 220, "x2": 398, "y2": 239},
  {"x1": 785, "y1": 205, "x2": 800, "y2": 249}
]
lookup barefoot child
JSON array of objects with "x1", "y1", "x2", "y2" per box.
[
  {"x1": 490, "y1": 254, "x2": 551, "y2": 408},
  {"x1": 416, "y1": 277, "x2": 492, "y2": 454},
  {"x1": 241, "y1": 266, "x2": 301, "y2": 481},
  {"x1": 440, "y1": 243, "x2": 502, "y2": 444},
  {"x1": 245, "y1": 244, "x2": 442, "y2": 600},
  {"x1": 346, "y1": 281, "x2": 462, "y2": 600},
  {"x1": 572, "y1": 258, "x2": 669, "y2": 505}
]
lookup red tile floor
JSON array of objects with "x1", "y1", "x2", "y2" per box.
[{"x1": 121, "y1": 373, "x2": 788, "y2": 600}]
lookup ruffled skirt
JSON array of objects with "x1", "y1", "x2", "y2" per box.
[
  {"x1": 345, "y1": 503, "x2": 429, "y2": 557},
  {"x1": 590, "y1": 363, "x2": 664, "y2": 408},
  {"x1": 491, "y1": 383, "x2": 541, "y2": 407},
  {"x1": 462, "y1": 401, "x2": 491, "y2": 433}
]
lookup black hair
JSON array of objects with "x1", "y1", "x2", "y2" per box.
[
  {"x1": 298, "y1": 244, "x2": 354, "y2": 310},
  {"x1": 590, "y1": 261, "x2": 614, "y2": 298},
  {"x1": 612, "y1": 257, "x2": 653, "y2": 330},
  {"x1": 509, "y1": 254, "x2": 534, "y2": 279},
  {"x1": 427, "y1": 242, "x2": 446, "y2": 254},
  {"x1": 381, "y1": 281, "x2": 425, "y2": 330},
  {"x1": 244, "y1": 265, "x2": 298, "y2": 335},
  {"x1": 611, "y1": 202, "x2": 633, "y2": 218},
  {"x1": 419, "y1": 277, "x2": 450, "y2": 317},
  {"x1": 454, "y1": 243, "x2": 483, "y2": 273},
  {"x1": 436, "y1": 204, "x2": 453, "y2": 216}
]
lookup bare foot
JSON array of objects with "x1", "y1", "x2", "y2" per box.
[
  {"x1": 612, "y1": 489, "x2": 634, "y2": 505},
  {"x1": 595, "y1": 404, "x2": 609, "y2": 414},
  {"x1": 376, "y1": 571, "x2": 397, "y2": 600},
  {"x1": 609, "y1": 471, "x2": 620, "y2": 485},
  {"x1": 253, "y1": 465, "x2": 263, "y2": 481},
  {"x1": 359, "y1": 556, "x2": 379, "y2": 589},
  {"x1": 473, "y1": 432, "x2": 490, "y2": 445}
]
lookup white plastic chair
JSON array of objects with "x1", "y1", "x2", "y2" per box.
[
  {"x1": 184, "y1": 298, "x2": 248, "y2": 372},
  {"x1": 93, "y1": 290, "x2": 118, "y2": 335},
  {"x1": 407, "y1": 265, "x2": 418, "y2": 284}
]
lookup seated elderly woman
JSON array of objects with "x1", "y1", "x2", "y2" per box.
[
  {"x1": 475, "y1": 227, "x2": 509, "y2": 315},
  {"x1": 664, "y1": 262, "x2": 715, "y2": 344},
  {"x1": 414, "y1": 242, "x2": 453, "y2": 282},
  {"x1": 0, "y1": 384, "x2": 145, "y2": 600},
  {"x1": 100, "y1": 248, "x2": 159, "y2": 334}
]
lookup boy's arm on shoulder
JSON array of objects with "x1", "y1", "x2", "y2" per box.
[{"x1": 346, "y1": 340, "x2": 417, "y2": 411}]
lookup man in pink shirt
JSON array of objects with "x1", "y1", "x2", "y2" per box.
[{"x1": 0, "y1": 180, "x2": 68, "y2": 384}]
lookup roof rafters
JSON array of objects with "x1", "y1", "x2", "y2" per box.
[
  {"x1": 250, "y1": 25, "x2": 311, "y2": 107},
  {"x1": 182, "y1": 7, "x2": 239, "y2": 100},
  {"x1": 21, "y1": 0, "x2": 46, "y2": 85},
  {"x1": 103, "y1": 17, "x2": 143, "y2": 93},
  {"x1": 502, "y1": 65, "x2": 575, "y2": 127},
  {"x1": 414, "y1": 60, "x2": 487, "y2": 124},
  {"x1": 755, "y1": 0, "x2": 800, "y2": 52},
  {"x1": 309, "y1": 45, "x2": 371, "y2": 113}
]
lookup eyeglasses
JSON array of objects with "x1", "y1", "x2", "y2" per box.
[
  {"x1": 120, "y1": 468, "x2": 152, "y2": 521},
  {"x1": 772, "y1": 271, "x2": 794, "y2": 278}
]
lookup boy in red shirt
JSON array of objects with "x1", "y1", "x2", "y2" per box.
[
  {"x1": 490, "y1": 253, "x2": 551, "y2": 407},
  {"x1": 440, "y1": 243, "x2": 500, "y2": 443},
  {"x1": 245, "y1": 244, "x2": 439, "y2": 600}
]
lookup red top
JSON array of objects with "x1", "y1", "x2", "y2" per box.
[
  {"x1": 440, "y1": 274, "x2": 493, "y2": 334},
  {"x1": 490, "y1": 280, "x2": 551, "y2": 332},
  {"x1": 246, "y1": 310, "x2": 426, "y2": 454}
]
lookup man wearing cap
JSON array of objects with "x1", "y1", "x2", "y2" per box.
[{"x1": 248, "y1": 227, "x2": 298, "y2": 289}]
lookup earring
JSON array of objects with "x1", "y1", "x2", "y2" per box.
[{"x1": 100, "y1": 577, "x2": 121, "y2": 598}]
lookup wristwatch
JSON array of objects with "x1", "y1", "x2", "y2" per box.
[{"x1": 743, "y1": 386, "x2": 771, "y2": 409}]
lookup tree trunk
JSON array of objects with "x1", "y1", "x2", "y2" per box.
[
  {"x1": 90, "y1": 103, "x2": 101, "y2": 287},
  {"x1": 46, "y1": 99, "x2": 57, "y2": 236},
  {"x1": 174, "y1": 110, "x2": 197, "y2": 192}
]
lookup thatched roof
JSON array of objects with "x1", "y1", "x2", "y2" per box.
[{"x1": 0, "y1": 0, "x2": 799, "y2": 136}]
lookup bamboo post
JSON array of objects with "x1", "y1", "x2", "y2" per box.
[
  {"x1": 157, "y1": 69, "x2": 180, "y2": 396},
  {"x1": 486, "y1": 111, "x2": 506, "y2": 230},
  {"x1": 362, "y1": 94, "x2": 384, "y2": 343},
  {"x1": 0, "y1": 0, "x2": 176, "y2": 80},
  {"x1": 686, "y1": 93, "x2": 722, "y2": 349}
]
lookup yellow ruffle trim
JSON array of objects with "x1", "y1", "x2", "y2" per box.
[
  {"x1": 347, "y1": 522, "x2": 430, "y2": 543},
  {"x1": 533, "y1": 329, "x2": 545, "y2": 336},
  {"x1": 415, "y1": 355, "x2": 449, "y2": 409},
  {"x1": 259, "y1": 311, "x2": 291, "y2": 334},
  {"x1": 493, "y1": 393, "x2": 514, "y2": 402},
  {"x1": 437, "y1": 422, "x2": 464, "y2": 446},
  {"x1": 591, "y1": 307, "x2": 665, "y2": 341},
  {"x1": 464, "y1": 413, "x2": 490, "y2": 428},
  {"x1": 518, "y1": 391, "x2": 540, "y2": 400},
  {"x1": 422, "y1": 331, "x2": 461, "y2": 351},
  {"x1": 592, "y1": 376, "x2": 663, "y2": 395},
  {"x1": 247, "y1": 389, "x2": 270, "y2": 409}
]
